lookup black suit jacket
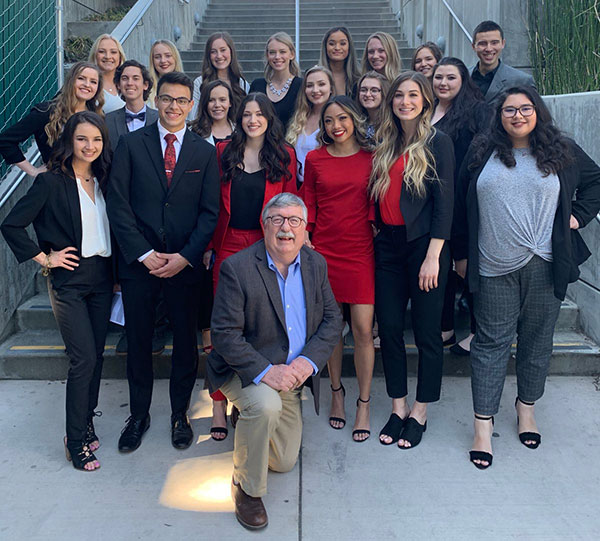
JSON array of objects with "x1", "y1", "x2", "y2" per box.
[
  {"x1": 207, "y1": 240, "x2": 343, "y2": 414},
  {"x1": 104, "y1": 107, "x2": 159, "y2": 152},
  {"x1": 0, "y1": 102, "x2": 53, "y2": 164},
  {"x1": 453, "y1": 139, "x2": 600, "y2": 300},
  {"x1": 106, "y1": 122, "x2": 220, "y2": 283},
  {"x1": 1, "y1": 171, "x2": 112, "y2": 288}
]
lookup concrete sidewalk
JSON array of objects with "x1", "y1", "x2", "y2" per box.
[{"x1": 1, "y1": 376, "x2": 599, "y2": 540}]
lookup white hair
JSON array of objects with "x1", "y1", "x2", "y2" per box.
[{"x1": 262, "y1": 192, "x2": 307, "y2": 222}]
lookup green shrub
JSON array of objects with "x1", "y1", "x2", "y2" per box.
[{"x1": 64, "y1": 36, "x2": 93, "y2": 63}]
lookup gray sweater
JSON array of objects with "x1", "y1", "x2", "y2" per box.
[{"x1": 477, "y1": 148, "x2": 560, "y2": 276}]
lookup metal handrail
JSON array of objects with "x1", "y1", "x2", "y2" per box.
[
  {"x1": 440, "y1": 0, "x2": 472, "y2": 44},
  {"x1": 0, "y1": 147, "x2": 40, "y2": 208},
  {"x1": 111, "y1": 0, "x2": 154, "y2": 43}
]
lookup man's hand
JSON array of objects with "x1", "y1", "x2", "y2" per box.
[
  {"x1": 261, "y1": 364, "x2": 298, "y2": 392},
  {"x1": 288, "y1": 357, "x2": 314, "y2": 387},
  {"x1": 142, "y1": 251, "x2": 168, "y2": 271},
  {"x1": 150, "y1": 252, "x2": 190, "y2": 278}
]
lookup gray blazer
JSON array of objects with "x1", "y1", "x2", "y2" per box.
[
  {"x1": 470, "y1": 61, "x2": 536, "y2": 104},
  {"x1": 104, "y1": 106, "x2": 158, "y2": 151},
  {"x1": 207, "y1": 240, "x2": 343, "y2": 414}
]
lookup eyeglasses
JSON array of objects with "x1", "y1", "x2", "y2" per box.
[
  {"x1": 359, "y1": 87, "x2": 382, "y2": 95},
  {"x1": 501, "y1": 105, "x2": 535, "y2": 118},
  {"x1": 157, "y1": 95, "x2": 192, "y2": 106},
  {"x1": 266, "y1": 215, "x2": 305, "y2": 228}
]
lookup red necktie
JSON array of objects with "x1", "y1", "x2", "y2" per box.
[{"x1": 164, "y1": 133, "x2": 177, "y2": 187}]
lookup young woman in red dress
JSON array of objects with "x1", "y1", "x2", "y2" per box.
[
  {"x1": 302, "y1": 95, "x2": 375, "y2": 442},
  {"x1": 203, "y1": 92, "x2": 297, "y2": 440}
]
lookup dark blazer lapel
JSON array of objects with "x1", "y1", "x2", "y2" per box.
[
  {"x1": 115, "y1": 108, "x2": 128, "y2": 139},
  {"x1": 145, "y1": 108, "x2": 158, "y2": 125},
  {"x1": 254, "y1": 247, "x2": 287, "y2": 332},
  {"x1": 300, "y1": 248, "x2": 316, "y2": 335},
  {"x1": 168, "y1": 129, "x2": 194, "y2": 193},
  {"x1": 63, "y1": 175, "x2": 83, "y2": 250},
  {"x1": 142, "y1": 122, "x2": 168, "y2": 193}
]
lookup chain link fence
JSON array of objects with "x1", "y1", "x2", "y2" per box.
[{"x1": 0, "y1": 0, "x2": 58, "y2": 180}]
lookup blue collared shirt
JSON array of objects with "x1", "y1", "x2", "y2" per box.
[{"x1": 253, "y1": 250, "x2": 318, "y2": 384}]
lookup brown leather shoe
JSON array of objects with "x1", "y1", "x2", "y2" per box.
[{"x1": 231, "y1": 478, "x2": 268, "y2": 530}]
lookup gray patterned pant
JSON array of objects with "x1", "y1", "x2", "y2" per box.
[{"x1": 471, "y1": 256, "x2": 561, "y2": 415}]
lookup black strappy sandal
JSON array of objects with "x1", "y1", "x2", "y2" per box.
[
  {"x1": 379, "y1": 413, "x2": 407, "y2": 445},
  {"x1": 84, "y1": 410, "x2": 102, "y2": 451},
  {"x1": 329, "y1": 383, "x2": 346, "y2": 429},
  {"x1": 515, "y1": 397, "x2": 541, "y2": 449},
  {"x1": 398, "y1": 417, "x2": 427, "y2": 449},
  {"x1": 64, "y1": 437, "x2": 100, "y2": 471},
  {"x1": 352, "y1": 396, "x2": 371, "y2": 443},
  {"x1": 469, "y1": 414, "x2": 494, "y2": 470}
]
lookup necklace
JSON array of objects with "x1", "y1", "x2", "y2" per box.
[{"x1": 268, "y1": 77, "x2": 293, "y2": 97}]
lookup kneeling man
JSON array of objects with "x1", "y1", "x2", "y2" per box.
[{"x1": 207, "y1": 193, "x2": 342, "y2": 530}]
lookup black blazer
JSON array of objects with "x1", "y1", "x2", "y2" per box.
[
  {"x1": 0, "y1": 102, "x2": 53, "y2": 164},
  {"x1": 376, "y1": 130, "x2": 455, "y2": 241},
  {"x1": 106, "y1": 122, "x2": 220, "y2": 283},
  {"x1": 453, "y1": 139, "x2": 600, "y2": 300},
  {"x1": 104, "y1": 106, "x2": 159, "y2": 152},
  {"x1": 1, "y1": 171, "x2": 112, "y2": 288}
]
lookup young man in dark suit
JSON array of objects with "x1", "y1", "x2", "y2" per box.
[
  {"x1": 470, "y1": 20, "x2": 536, "y2": 103},
  {"x1": 107, "y1": 71, "x2": 220, "y2": 452},
  {"x1": 208, "y1": 193, "x2": 343, "y2": 530}
]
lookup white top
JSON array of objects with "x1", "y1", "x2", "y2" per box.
[
  {"x1": 76, "y1": 177, "x2": 111, "y2": 258},
  {"x1": 102, "y1": 89, "x2": 126, "y2": 114},
  {"x1": 189, "y1": 75, "x2": 250, "y2": 120},
  {"x1": 125, "y1": 104, "x2": 148, "y2": 132},
  {"x1": 295, "y1": 129, "x2": 319, "y2": 184}
]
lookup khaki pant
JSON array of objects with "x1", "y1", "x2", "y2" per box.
[{"x1": 220, "y1": 374, "x2": 302, "y2": 497}]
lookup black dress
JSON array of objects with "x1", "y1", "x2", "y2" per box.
[
  {"x1": 0, "y1": 101, "x2": 53, "y2": 164},
  {"x1": 249, "y1": 77, "x2": 302, "y2": 130}
]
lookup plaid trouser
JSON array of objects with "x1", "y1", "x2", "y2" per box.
[{"x1": 471, "y1": 256, "x2": 561, "y2": 415}]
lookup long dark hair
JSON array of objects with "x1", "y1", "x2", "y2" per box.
[
  {"x1": 48, "y1": 111, "x2": 111, "y2": 191},
  {"x1": 220, "y1": 93, "x2": 292, "y2": 184},
  {"x1": 190, "y1": 79, "x2": 237, "y2": 138},
  {"x1": 469, "y1": 86, "x2": 572, "y2": 175},
  {"x1": 201, "y1": 32, "x2": 247, "y2": 101},
  {"x1": 431, "y1": 57, "x2": 489, "y2": 139}
]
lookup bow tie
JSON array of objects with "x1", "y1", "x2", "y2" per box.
[{"x1": 125, "y1": 111, "x2": 145, "y2": 122}]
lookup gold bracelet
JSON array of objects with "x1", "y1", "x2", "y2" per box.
[{"x1": 42, "y1": 253, "x2": 52, "y2": 277}]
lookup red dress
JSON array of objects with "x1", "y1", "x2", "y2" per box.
[{"x1": 301, "y1": 146, "x2": 375, "y2": 304}]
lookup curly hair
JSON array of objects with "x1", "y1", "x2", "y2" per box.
[
  {"x1": 431, "y1": 57, "x2": 489, "y2": 140},
  {"x1": 319, "y1": 27, "x2": 360, "y2": 95},
  {"x1": 220, "y1": 93, "x2": 292, "y2": 184},
  {"x1": 45, "y1": 61, "x2": 104, "y2": 146},
  {"x1": 369, "y1": 71, "x2": 437, "y2": 200},
  {"x1": 48, "y1": 111, "x2": 111, "y2": 192},
  {"x1": 190, "y1": 79, "x2": 236, "y2": 138},
  {"x1": 317, "y1": 95, "x2": 370, "y2": 150},
  {"x1": 286, "y1": 65, "x2": 334, "y2": 146},
  {"x1": 469, "y1": 86, "x2": 572, "y2": 175}
]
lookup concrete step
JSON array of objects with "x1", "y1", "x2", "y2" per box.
[
  {"x1": 188, "y1": 36, "x2": 409, "y2": 50},
  {"x1": 1, "y1": 328, "x2": 598, "y2": 379},
  {"x1": 202, "y1": 14, "x2": 394, "y2": 24},
  {"x1": 208, "y1": 0, "x2": 391, "y2": 5},
  {"x1": 198, "y1": 21, "x2": 400, "y2": 30}
]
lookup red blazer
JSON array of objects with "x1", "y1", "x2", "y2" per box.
[{"x1": 210, "y1": 140, "x2": 297, "y2": 254}]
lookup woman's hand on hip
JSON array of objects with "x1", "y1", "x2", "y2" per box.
[
  {"x1": 419, "y1": 256, "x2": 440, "y2": 292},
  {"x1": 47, "y1": 247, "x2": 80, "y2": 271},
  {"x1": 569, "y1": 215, "x2": 580, "y2": 230}
]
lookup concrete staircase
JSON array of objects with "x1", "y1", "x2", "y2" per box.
[
  {"x1": 180, "y1": 0, "x2": 413, "y2": 83},
  {"x1": 1, "y1": 269, "x2": 599, "y2": 379}
]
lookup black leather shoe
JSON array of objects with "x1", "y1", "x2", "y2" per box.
[
  {"x1": 171, "y1": 413, "x2": 193, "y2": 449},
  {"x1": 118, "y1": 415, "x2": 150, "y2": 452},
  {"x1": 151, "y1": 332, "x2": 166, "y2": 355},
  {"x1": 115, "y1": 332, "x2": 128, "y2": 356}
]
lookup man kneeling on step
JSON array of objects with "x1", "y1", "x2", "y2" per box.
[{"x1": 207, "y1": 193, "x2": 342, "y2": 530}]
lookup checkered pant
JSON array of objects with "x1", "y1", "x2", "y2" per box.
[{"x1": 471, "y1": 256, "x2": 561, "y2": 415}]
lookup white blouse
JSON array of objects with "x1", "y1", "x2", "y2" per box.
[
  {"x1": 76, "y1": 177, "x2": 112, "y2": 258},
  {"x1": 102, "y1": 89, "x2": 125, "y2": 114},
  {"x1": 295, "y1": 129, "x2": 319, "y2": 184}
]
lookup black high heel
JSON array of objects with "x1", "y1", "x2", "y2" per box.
[
  {"x1": 84, "y1": 410, "x2": 102, "y2": 451},
  {"x1": 329, "y1": 383, "x2": 346, "y2": 429},
  {"x1": 469, "y1": 414, "x2": 494, "y2": 470},
  {"x1": 352, "y1": 396, "x2": 371, "y2": 442},
  {"x1": 515, "y1": 397, "x2": 541, "y2": 449},
  {"x1": 64, "y1": 437, "x2": 100, "y2": 471}
]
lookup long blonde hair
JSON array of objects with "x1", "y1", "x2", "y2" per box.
[
  {"x1": 319, "y1": 27, "x2": 360, "y2": 95},
  {"x1": 88, "y1": 34, "x2": 126, "y2": 68},
  {"x1": 264, "y1": 32, "x2": 301, "y2": 81},
  {"x1": 148, "y1": 39, "x2": 184, "y2": 102},
  {"x1": 286, "y1": 65, "x2": 334, "y2": 146},
  {"x1": 361, "y1": 32, "x2": 401, "y2": 82},
  {"x1": 46, "y1": 61, "x2": 104, "y2": 146},
  {"x1": 369, "y1": 72, "x2": 437, "y2": 200}
]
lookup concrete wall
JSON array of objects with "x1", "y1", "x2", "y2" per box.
[
  {"x1": 392, "y1": 0, "x2": 531, "y2": 71},
  {"x1": 63, "y1": 0, "x2": 123, "y2": 25},
  {"x1": 115, "y1": 0, "x2": 209, "y2": 66}
]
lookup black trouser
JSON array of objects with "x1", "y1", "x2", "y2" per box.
[
  {"x1": 441, "y1": 268, "x2": 476, "y2": 334},
  {"x1": 121, "y1": 276, "x2": 200, "y2": 419},
  {"x1": 48, "y1": 256, "x2": 112, "y2": 445},
  {"x1": 374, "y1": 226, "x2": 450, "y2": 403}
]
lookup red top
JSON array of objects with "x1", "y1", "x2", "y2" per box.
[
  {"x1": 301, "y1": 146, "x2": 375, "y2": 304},
  {"x1": 379, "y1": 154, "x2": 406, "y2": 225},
  {"x1": 209, "y1": 140, "x2": 297, "y2": 253}
]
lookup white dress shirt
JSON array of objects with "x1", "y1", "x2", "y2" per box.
[
  {"x1": 125, "y1": 104, "x2": 148, "y2": 132},
  {"x1": 76, "y1": 177, "x2": 111, "y2": 258}
]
